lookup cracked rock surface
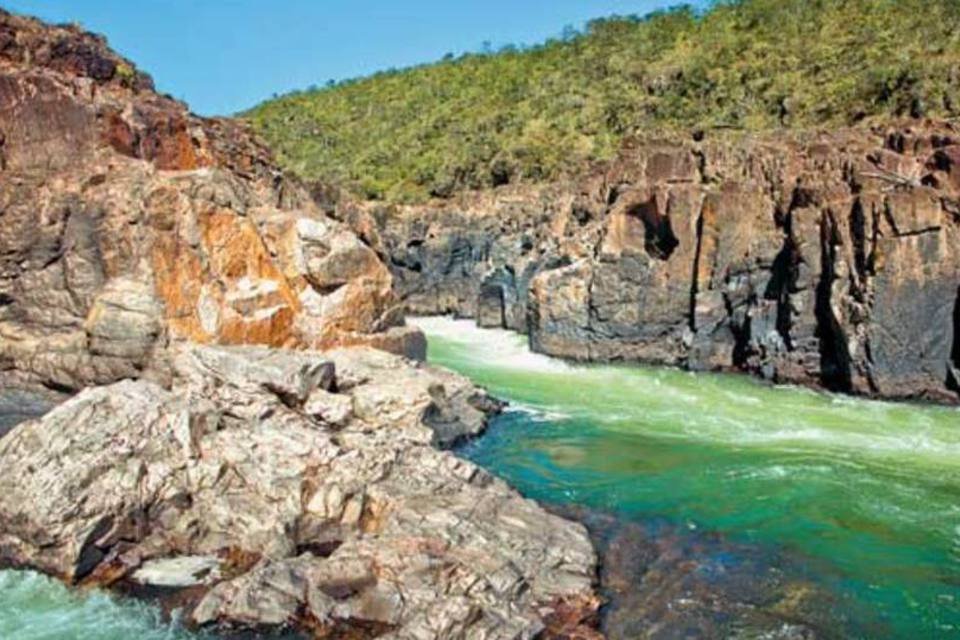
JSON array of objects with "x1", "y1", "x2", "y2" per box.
[{"x1": 0, "y1": 344, "x2": 598, "y2": 639}]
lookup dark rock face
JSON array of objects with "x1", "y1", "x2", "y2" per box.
[
  {"x1": 369, "y1": 125, "x2": 960, "y2": 402},
  {"x1": 0, "y1": 389, "x2": 57, "y2": 438}
]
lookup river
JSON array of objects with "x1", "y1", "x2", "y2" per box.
[
  {"x1": 416, "y1": 317, "x2": 960, "y2": 639},
  {"x1": 1, "y1": 317, "x2": 958, "y2": 638}
]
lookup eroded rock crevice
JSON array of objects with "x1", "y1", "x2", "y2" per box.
[
  {"x1": 764, "y1": 226, "x2": 800, "y2": 353},
  {"x1": 949, "y1": 286, "x2": 960, "y2": 393},
  {"x1": 815, "y1": 211, "x2": 853, "y2": 393},
  {"x1": 370, "y1": 125, "x2": 960, "y2": 402},
  {"x1": 688, "y1": 206, "x2": 706, "y2": 332},
  {"x1": 630, "y1": 197, "x2": 678, "y2": 261}
]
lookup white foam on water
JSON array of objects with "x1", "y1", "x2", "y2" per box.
[
  {"x1": 505, "y1": 402, "x2": 573, "y2": 423},
  {"x1": 414, "y1": 316, "x2": 960, "y2": 466},
  {"x1": 725, "y1": 464, "x2": 790, "y2": 480},
  {"x1": 410, "y1": 316, "x2": 573, "y2": 374},
  {"x1": 0, "y1": 570, "x2": 193, "y2": 640}
]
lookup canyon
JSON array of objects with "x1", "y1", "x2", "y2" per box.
[
  {"x1": 362, "y1": 125, "x2": 960, "y2": 403},
  {"x1": 2, "y1": 5, "x2": 960, "y2": 640}
]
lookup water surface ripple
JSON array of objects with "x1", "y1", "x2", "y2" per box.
[{"x1": 413, "y1": 316, "x2": 960, "y2": 639}]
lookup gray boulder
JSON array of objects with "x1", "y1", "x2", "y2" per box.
[{"x1": 0, "y1": 343, "x2": 598, "y2": 639}]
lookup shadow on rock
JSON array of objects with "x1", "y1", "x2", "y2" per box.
[{"x1": 0, "y1": 390, "x2": 60, "y2": 438}]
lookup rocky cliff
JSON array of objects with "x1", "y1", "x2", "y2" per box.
[
  {"x1": 0, "y1": 9, "x2": 422, "y2": 393},
  {"x1": 0, "y1": 11, "x2": 602, "y2": 639},
  {"x1": 367, "y1": 124, "x2": 960, "y2": 403}
]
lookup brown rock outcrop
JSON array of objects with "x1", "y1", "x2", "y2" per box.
[
  {"x1": 0, "y1": 9, "x2": 421, "y2": 392},
  {"x1": 0, "y1": 13, "x2": 604, "y2": 640},
  {"x1": 371, "y1": 124, "x2": 960, "y2": 403}
]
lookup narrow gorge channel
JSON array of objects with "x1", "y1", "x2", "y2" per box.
[
  {"x1": 415, "y1": 317, "x2": 960, "y2": 639},
  {"x1": 1, "y1": 318, "x2": 959, "y2": 639}
]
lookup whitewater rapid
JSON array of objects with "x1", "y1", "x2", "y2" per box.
[
  {"x1": 413, "y1": 315, "x2": 960, "y2": 637},
  {"x1": 410, "y1": 316, "x2": 960, "y2": 464}
]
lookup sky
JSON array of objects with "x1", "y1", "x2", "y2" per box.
[{"x1": 3, "y1": 0, "x2": 692, "y2": 116}]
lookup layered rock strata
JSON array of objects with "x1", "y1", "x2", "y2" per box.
[
  {"x1": 0, "y1": 343, "x2": 598, "y2": 638},
  {"x1": 368, "y1": 125, "x2": 960, "y2": 402},
  {"x1": 0, "y1": 9, "x2": 422, "y2": 393}
]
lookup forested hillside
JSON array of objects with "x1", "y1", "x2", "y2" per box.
[{"x1": 247, "y1": 0, "x2": 960, "y2": 202}]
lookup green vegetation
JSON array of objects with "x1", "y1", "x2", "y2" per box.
[
  {"x1": 115, "y1": 62, "x2": 136, "y2": 87},
  {"x1": 247, "y1": 0, "x2": 960, "y2": 202}
]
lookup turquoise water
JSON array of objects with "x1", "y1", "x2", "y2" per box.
[
  {"x1": 0, "y1": 390, "x2": 194, "y2": 639},
  {"x1": 0, "y1": 570, "x2": 197, "y2": 640},
  {"x1": 0, "y1": 390, "x2": 201, "y2": 640},
  {"x1": 413, "y1": 317, "x2": 960, "y2": 639},
  {"x1": 1, "y1": 317, "x2": 959, "y2": 638}
]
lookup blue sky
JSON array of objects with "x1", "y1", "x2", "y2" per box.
[{"x1": 4, "y1": 1, "x2": 693, "y2": 116}]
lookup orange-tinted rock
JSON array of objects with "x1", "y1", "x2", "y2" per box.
[{"x1": 0, "y1": 10, "x2": 422, "y2": 391}]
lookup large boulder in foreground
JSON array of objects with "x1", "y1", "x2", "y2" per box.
[
  {"x1": 0, "y1": 10, "x2": 422, "y2": 392},
  {"x1": 0, "y1": 343, "x2": 598, "y2": 639}
]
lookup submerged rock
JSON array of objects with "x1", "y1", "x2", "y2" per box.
[
  {"x1": 0, "y1": 343, "x2": 598, "y2": 638},
  {"x1": 551, "y1": 506, "x2": 847, "y2": 640}
]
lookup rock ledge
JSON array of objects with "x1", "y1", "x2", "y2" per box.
[{"x1": 0, "y1": 343, "x2": 599, "y2": 639}]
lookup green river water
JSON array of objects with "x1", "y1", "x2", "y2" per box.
[
  {"x1": 0, "y1": 316, "x2": 958, "y2": 638},
  {"x1": 419, "y1": 317, "x2": 960, "y2": 639}
]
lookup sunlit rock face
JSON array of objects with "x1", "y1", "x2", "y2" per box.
[
  {"x1": 0, "y1": 343, "x2": 598, "y2": 638},
  {"x1": 371, "y1": 125, "x2": 960, "y2": 403},
  {"x1": 0, "y1": 9, "x2": 422, "y2": 392}
]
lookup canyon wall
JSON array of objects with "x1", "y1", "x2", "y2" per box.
[
  {"x1": 367, "y1": 125, "x2": 960, "y2": 402},
  {"x1": 0, "y1": 10, "x2": 422, "y2": 393},
  {"x1": 0, "y1": 12, "x2": 602, "y2": 638}
]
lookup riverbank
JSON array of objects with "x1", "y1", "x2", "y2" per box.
[
  {"x1": 0, "y1": 344, "x2": 599, "y2": 639},
  {"x1": 413, "y1": 316, "x2": 960, "y2": 638}
]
